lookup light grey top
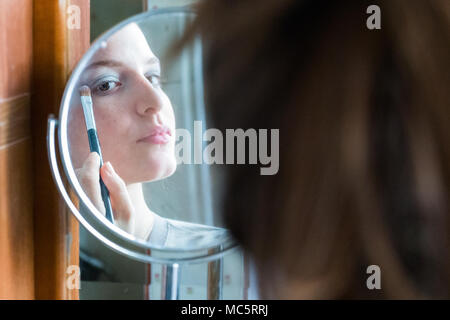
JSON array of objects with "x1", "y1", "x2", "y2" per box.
[{"x1": 147, "y1": 214, "x2": 231, "y2": 248}]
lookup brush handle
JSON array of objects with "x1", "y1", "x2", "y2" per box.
[{"x1": 87, "y1": 128, "x2": 114, "y2": 223}]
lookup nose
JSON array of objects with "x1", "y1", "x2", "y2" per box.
[{"x1": 134, "y1": 74, "x2": 164, "y2": 116}]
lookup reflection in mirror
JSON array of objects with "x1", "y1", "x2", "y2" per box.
[{"x1": 67, "y1": 12, "x2": 231, "y2": 249}]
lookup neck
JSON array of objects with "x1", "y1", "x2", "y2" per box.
[
  {"x1": 127, "y1": 183, "x2": 151, "y2": 214},
  {"x1": 126, "y1": 183, "x2": 155, "y2": 240}
]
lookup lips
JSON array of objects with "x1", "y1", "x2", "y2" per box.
[{"x1": 138, "y1": 126, "x2": 172, "y2": 145}]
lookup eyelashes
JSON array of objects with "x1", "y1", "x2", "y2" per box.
[
  {"x1": 145, "y1": 74, "x2": 162, "y2": 87},
  {"x1": 91, "y1": 75, "x2": 122, "y2": 96},
  {"x1": 95, "y1": 80, "x2": 122, "y2": 95}
]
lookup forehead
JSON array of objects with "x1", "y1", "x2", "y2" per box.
[{"x1": 89, "y1": 23, "x2": 156, "y2": 66}]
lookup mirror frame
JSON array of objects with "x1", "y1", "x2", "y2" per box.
[{"x1": 50, "y1": 7, "x2": 239, "y2": 264}]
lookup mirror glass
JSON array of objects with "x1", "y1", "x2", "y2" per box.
[{"x1": 64, "y1": 9, "x2": 234, "y2": 252}]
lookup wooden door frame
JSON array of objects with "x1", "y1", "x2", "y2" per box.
[{"x1": 32, "y1": 0, "x2": 90, "y2": 300}]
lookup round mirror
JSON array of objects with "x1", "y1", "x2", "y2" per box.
[{"x1": 48, "y1": 8, "x2": 244, "y2": 299}]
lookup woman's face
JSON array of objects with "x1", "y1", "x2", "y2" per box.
[{"x1": 68, "y1": 23, "x2": 176, "y2": 184}]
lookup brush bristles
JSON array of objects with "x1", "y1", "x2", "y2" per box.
[{"x1": 79, "y1": 85, "x2": 91, "y2": 97}]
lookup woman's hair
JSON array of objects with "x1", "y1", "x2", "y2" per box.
[{"x1": 173, "y1": 0, "x2": 450, "y2": 298}]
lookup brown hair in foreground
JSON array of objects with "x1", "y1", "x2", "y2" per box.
[{"x1": 172, "y1": 0, "x2": 450, "y2": 298}]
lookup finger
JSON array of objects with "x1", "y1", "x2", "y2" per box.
[
  {"x1": 84, "y1": 152, "x2": 101, "y2": 174},
  {"x1": 100, "y1": 162, "x2": 134, "y2": 223},
  {"x1": 76, "y1": 152, "x2": 105, "y2": 214}
]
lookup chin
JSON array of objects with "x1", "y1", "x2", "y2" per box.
[{"x1": 140, "y1": 157, "x2": 177, "y2": 183}]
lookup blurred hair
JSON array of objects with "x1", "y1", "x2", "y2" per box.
[{"x1": 173, "y1": 0, "x2": 450, "y2": 298}]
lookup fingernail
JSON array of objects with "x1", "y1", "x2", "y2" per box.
[{"x1": 105, "y1": 162, "x2": 114, "y2": 174}]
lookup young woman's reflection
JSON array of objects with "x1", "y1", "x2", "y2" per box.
[{"x1": 68, "y1": 23, "x2": 227, "y2": 247}]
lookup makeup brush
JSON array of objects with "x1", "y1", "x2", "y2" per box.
[{"x1": 79, "y1": 85, "x2": 114, "y2": 223}]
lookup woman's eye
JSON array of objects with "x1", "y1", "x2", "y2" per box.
[
  {"x1": 146, "y1": 74, "x2": 161, "y2": 87},
  {"x1": 94, "y1": 80, "x2": 121, "y2": 94}
]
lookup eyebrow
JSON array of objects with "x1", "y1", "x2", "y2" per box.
[{"x1": 85, "y1": 56, "x2": 160, "y2": 70}]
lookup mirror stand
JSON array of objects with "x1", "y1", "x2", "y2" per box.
[{"x1": 161, "y1": 263, "x2": 179, "y2": 300}]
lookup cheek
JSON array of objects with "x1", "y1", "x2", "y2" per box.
[
  {"x1": 96, "y1": 112, "x2": 119, "y2": 137},
  {"x1": 96, "y1": 113, "x2": 130, "y2": 157},
  {"x1": 92, "y1": 101, "x2": 137, "y2": 169},
  {"x1": 68, "y1": 105, "x2": 84, "y2": 139},
  {"x1": 93, "y1": 98, "x2": 130, "y2": 140}
]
